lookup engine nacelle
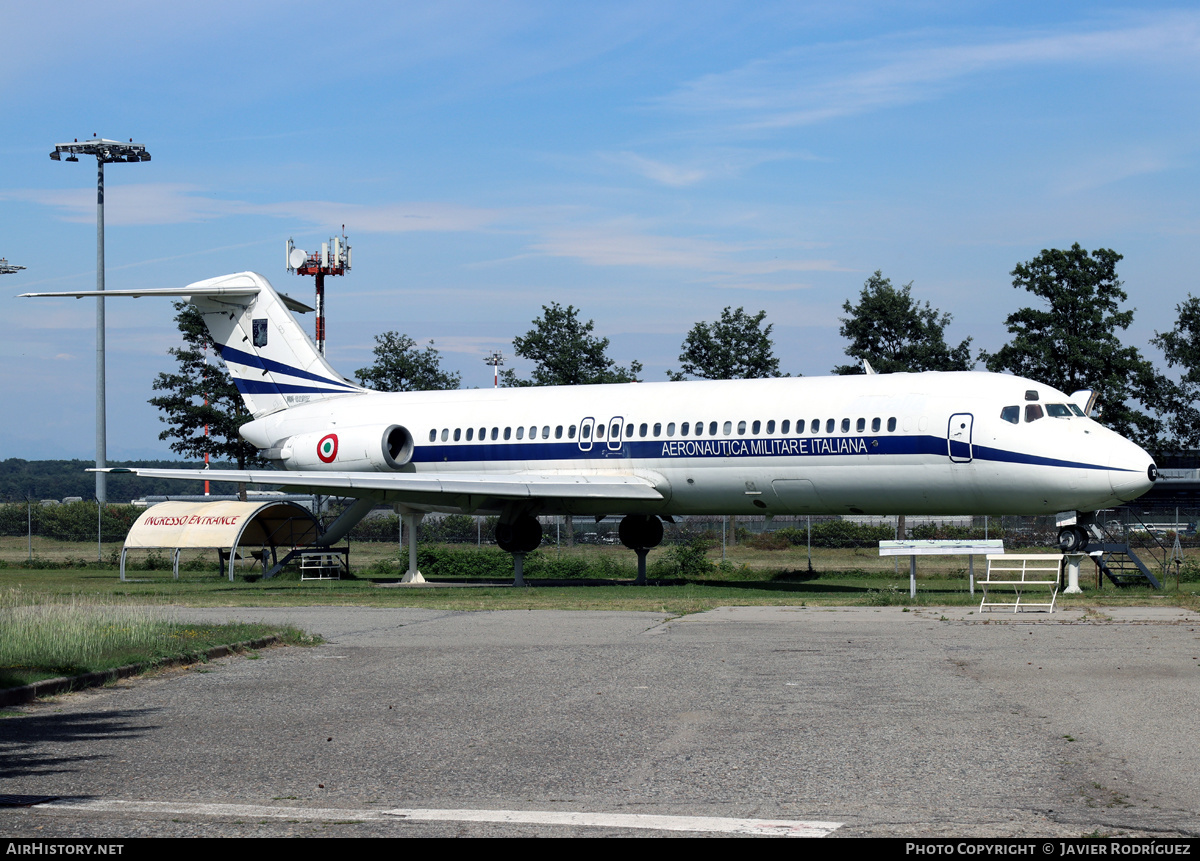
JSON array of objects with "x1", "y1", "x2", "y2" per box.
[{"x1": 274, "y1": 424, "x2": 414, "y2": 471}]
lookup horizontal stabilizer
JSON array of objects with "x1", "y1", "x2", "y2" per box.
[{"x1": 20, "y1": 285, "x2": 314, "y2": 313}]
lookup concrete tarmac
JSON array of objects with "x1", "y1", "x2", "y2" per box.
[{"x1": 2, "y1": 604, "x2": 1198, "y2": 838}]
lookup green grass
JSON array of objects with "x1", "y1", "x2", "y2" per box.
[
  {"x1": 0, "y1": 535, "x2": 1196, "y2": 614},
  {"x1": 0, "y1": 587, "x2": 317, "y2": 689}
]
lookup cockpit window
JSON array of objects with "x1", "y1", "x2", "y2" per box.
[
  {"x1": 1001, "y1": 406, "x2": 1019, "y2": 424},
  {"x1": 1025, "y1": 404, "x2": 1044, "y2": 422},
  {"x1": 1046, "y1": 404, "x2": 1072, "y2": 418},
  {"x1": 1068, "y1": 404, "x2": 1086, "y2": 417}
]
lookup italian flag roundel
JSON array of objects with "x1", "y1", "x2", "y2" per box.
[{"x1": 317, "y1": 433, "x2": 338, "y2": 463}]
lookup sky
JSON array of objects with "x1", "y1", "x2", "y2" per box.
[{"x1": 3, "y1": 1, "x2": 1200, "y2": 463}]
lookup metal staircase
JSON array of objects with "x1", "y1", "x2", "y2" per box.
[{"x1": 1091, "y1": 511, "x2": 1164, "y2": 589}]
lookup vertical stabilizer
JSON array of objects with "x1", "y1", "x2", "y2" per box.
[{"x1": 186, "y1": 272, "x2": 364, "y2": 418}]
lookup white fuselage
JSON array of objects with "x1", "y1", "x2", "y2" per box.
[{"x1": 240, "y1": 371, "x2": 1155, "y2": 518}]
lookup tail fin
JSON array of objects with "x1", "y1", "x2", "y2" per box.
[
  {"x1": 190, "y1": 272, "x2": 363, "y2": 417},
  {"x1": 22, "y1": 271, "x2": 365, "y2": 418}
]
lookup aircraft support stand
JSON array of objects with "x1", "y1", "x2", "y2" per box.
[
  {"x1": 1064, "y1": 552, "x2": 1085, "y2": 594},
  {"x1": 401, "y1": 509, "x2": 425, "y2": 584},
  {"x1": 634, "y1": 549, "x2": 648, "y2": 585},
  {"x1": 513, "y1": 552, "x2": 525, "y2": 587}
]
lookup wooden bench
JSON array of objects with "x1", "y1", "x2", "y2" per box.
[{"x1": 979, "y1": 553, "x2": 1061, "y2": 613}]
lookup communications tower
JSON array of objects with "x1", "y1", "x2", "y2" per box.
[{"x1": 286, "y1": 228, "x2": 351, "y2": 355}]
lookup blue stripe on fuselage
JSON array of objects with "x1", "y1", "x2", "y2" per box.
[{"x1": 409, "y1": 434, "x2": 1125, "y2": 472}]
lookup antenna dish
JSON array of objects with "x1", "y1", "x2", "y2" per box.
[{"x1": 288, "y1": 247, "x2": 308, "y2": 269}]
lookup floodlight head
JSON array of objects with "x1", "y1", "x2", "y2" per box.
[
  {"x1": 50, "y1": 151, "x2": 61, "y2": 161},
  {"x1": 66, "y1": 155, "x2": 79, "y2": 162}
]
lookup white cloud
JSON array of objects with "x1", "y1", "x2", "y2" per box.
[
  {"x1": 660, "y1": 13, "x2": 1200, "y2": 131},
  {"x1": 2, "y1": 184, "x2": 502, "y2": 232},
  {"x1": 604, "y1": 148, "x2": 813, "y2": 187},
  {"x1": 532, "y1": 225, "x2": 842, "y2": 275}
]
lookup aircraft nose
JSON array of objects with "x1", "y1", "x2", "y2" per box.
[{"x1": 1109, "y1": 440, "x2": 1157, "y2": 503}]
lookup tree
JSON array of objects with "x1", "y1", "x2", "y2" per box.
[
  {"x1": 1151, "y1": 296, "x2": 1200, "y2": 449},
  {"x1": 149, "y1": 304, "x2": 264, "y2": 472},
  {"x1": 501, "y1": 302, "x2": 642, "y2": 387},
  {"x1": 834, "y1": 271, "x2": 973, "y2": 375},
  {"x1": 980, "y1": 244, "x2": 1161, "y2": 443},
  {"x1": 354, "y1": 331, "x2": 461, "y2": 392},
  {"x1": 668, "y1": 306, "x2": 784, "y2": 381}
]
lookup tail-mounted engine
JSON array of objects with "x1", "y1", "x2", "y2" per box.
[{"x1": 271, "y1": 424, "x2": 414, "y2": 471}]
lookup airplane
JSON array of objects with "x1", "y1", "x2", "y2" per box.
[{"x1": 23, "y1": 270, "x2": 1158, "y2": 580}]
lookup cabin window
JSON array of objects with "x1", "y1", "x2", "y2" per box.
[
  {"x1": 504, "y1": 427, "x2": 512, "y2": 440},
  {"x1": 766, "y1": 420, "x2": 775, "y2": 434},
  {"x1": 887, "y1": 417, "x2": 897, "y2": 432},
  {"x1": 811, "y1": 419, "x2": 820, "y2": 434},
  {"x1": 826, "y1": 419, "x2": 835, "y2": 433},
  {"x1": 751, "y1": 420, "x2": 759, "y2": 434},
  {"x1": 856, "y1": 418, "x2": 865, "y2": 433},
  {"x1": 491, "y1": 427, "x2": 499, "y2": 441},
  {"x1": 724, "y1": 421, "x2": 733, "y2": 435},
  {"x1": 582, "y1": 425, "x2": 591, "y2": 439},
  {"x1": 871, "y1": 417, "x2": 881, "y2": 432},
  {"x1": 680, "y1": 422, "x2": 689, "y2": 436},
  {"x1": 1025, "y1": 404, "x2": 1044, "y2": 422},
  {"x1": 555, "y1": 425, "x2": 563, "y2": 439},
  {"x1": 466, "y1": 427, "x2": 474, "y2": 441},
  {"x1": 429, "y1": 429, "x2": 436, "y2": 442},
  {"x1": 781, "y1": 420, "x2": 790, "y2": 434},
  {"x1": 639, "y1": 423, "x2": 648, "y2": 437},
  {"x1": 695, "y1": 422, "x2": 704, "y2": 437},
  {"x1": 479, "y1": 427, "x2": 486, "y2": 440},
  {"x1": 653, "y1": 422, "x2": 661, "y2": 437},
  {"x1": 611, "y1": 422, "x2": 621, "y2": 438},
  {"x1": 667, "y1": 422, "x2": 676, "y2": 436},
  {"x1": 516, "y1": 427, "x2": 524, "y2": 440},
  {"x1": 454, "y1": 428, "x2": 461, "y2": 441},
  {"x1": 569, "y1": 425, "x2": 576, "y2": 439},
  {"x1": 1047, "y1": 404, "x2": 1072, "y2": 418},
  {"x1": 542, "y1": 426, "x2": 550, "y2": 439},
  {"x1": 596, "y1": 424, "x2": 605, "y2": 439},
  {"x1": 709, "y1": 421, "x2": 719, "y2": 436},
  {"x1": 440, "y1": 429, "x2": 448, "y2": 442},
  {"x1": 1001, "y1": 406, "x2": 1019, "y2": 424},
  {"x1": 841, "y1": 418, "x2": 850, "y2": 433},
  {"x1": 625, "y1": 423, "x2": 633, "y2": 437}
]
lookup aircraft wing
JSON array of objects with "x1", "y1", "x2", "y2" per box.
[{"x1": 100, "y1": 467, "x2": 664, "y2": 504}]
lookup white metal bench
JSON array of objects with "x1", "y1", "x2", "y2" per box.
[{"x1": 979, "y1": 553, "x2": 1061, "y2": 613}]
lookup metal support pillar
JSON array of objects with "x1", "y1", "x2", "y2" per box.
[
  {"x1": 634, "y1": 548, "x2": 648, "y2": 585},
  {"x1": 402, "y1": 510, "x2": 425, "y2": 583},
  {"x1": 1064, "y1": 552, "x2": 1085, "y2": 594}
]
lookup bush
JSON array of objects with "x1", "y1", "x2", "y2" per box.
[{"x1": 650, "y1": 537, "x2": 715, "y2": 578}]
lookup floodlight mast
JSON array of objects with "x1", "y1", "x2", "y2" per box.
[
  {"x1": 50, "y1": 138, "x2": 151, "y2": 505},
  {"x1": 484, "y1": 350, "x2": 504, "y2": 388},
  {"x1": 0, "y1": 259, "x2": 26, "y2": 276}
]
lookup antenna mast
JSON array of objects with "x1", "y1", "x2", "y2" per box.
[{"x1": 286, "y1": 226, "x2": 351, "y2": 355}]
